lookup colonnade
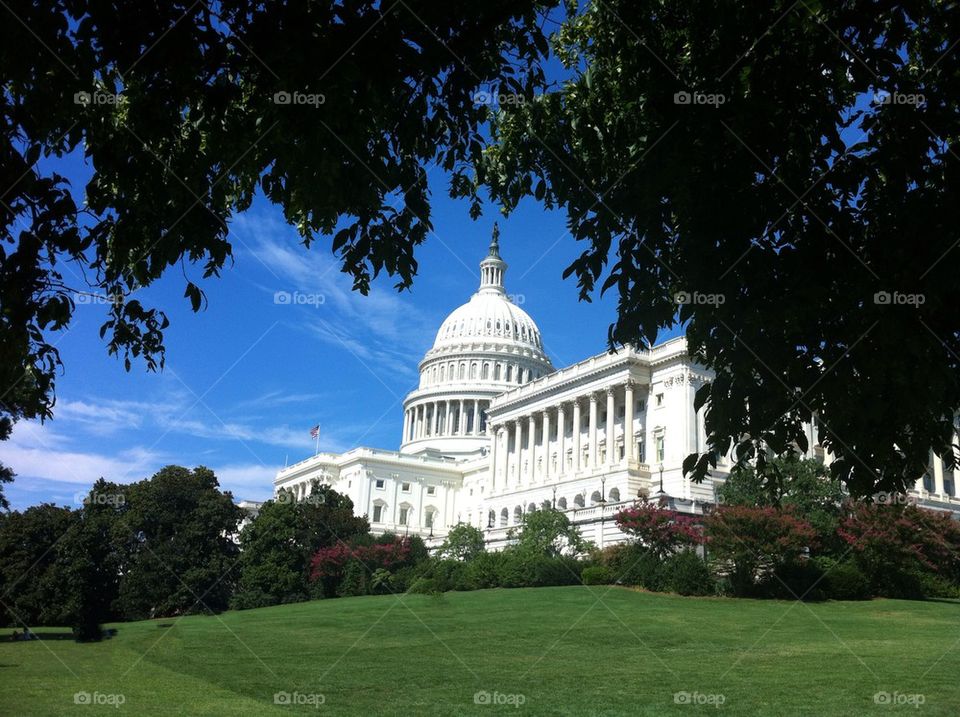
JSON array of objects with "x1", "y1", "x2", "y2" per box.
[
  {"x1": 403, "y1": 398, "x2": 490, "y2": 442},
  {"x1": 488, "y1": 380, "x2": 640, "y2": 491}
]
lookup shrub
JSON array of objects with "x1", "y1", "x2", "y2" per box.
[
  {"x1": 604, "y1": 542, "x2": 650, "y2": 586},
  {"x1": 819, "y1": 560, "x2": 871, "y2": 601},
  {"x1": 582, "y1": 565, "x2": 614, "y2": 585},
  {"x1": 705, "y1": 505, "x2": 816, "y2": 597},
  {"x1": 917, "y1": 572, "x2": 960, "y2": 599},
  {"x1": 407, "y1": 577, "x2": 442, "y2": 595},
  {"x1": 662, "y1": 551, "x2": 714, "y2": 596},
  {"x1": 462, "y1": 551, "x2": 504, "y2": 590},
  {"x1": 615, "y1": 499, "x2": 703, "y2": 559},
  {"x1": 763, "y1": 559, "x2": 825, "y2": 601},
  {"x1": 337, "y1": 560, "x2": 368, "y2": 597}
]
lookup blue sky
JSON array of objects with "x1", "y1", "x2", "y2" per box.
[{"x1": 2, "y1": 158, "x2": 682, "y2": 510}]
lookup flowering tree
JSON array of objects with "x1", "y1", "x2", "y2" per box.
[
  {"x1": 839, "y1": 501, "x2": 960, "y2": 593},
  {"x1": 704, "y1": 505, "x2": 817, "y2": 596},
  {"x1": 615, "y1": 499, "x2": 702, "y2": 559},
  {"x1": 309, "y1": 537, "x2": 415, "y2": 597}
]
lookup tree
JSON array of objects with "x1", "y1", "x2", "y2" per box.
[
  {"x1": 508, "y1": 508, "x2": 590, "y2": 557},
  {"x1": 704, "y1": 505, "x2": 816, "y2": 597},
  {"x1": 839, "y1": 500, "x2": 960, "y2": 597},
  {"x1": 485, "y1": 1, "x2": 960, "y2": 496},
  {"x1": 717, "y1": 456, "x2": 845, "y2": 551},
  {"x1": 113, "y1": 466, "x2": 241, "y2": 619},
  {"x1": 0, "y1": 0, "x2": 557, "y2": 507},
  {"x1": 436, "y1": 523, "x2": 486, "y2": 561},
  {"x1": 56, "y1": 479, "x2": 124, "y2": 640},
  {"x1": 233, "y1": 482, "x2": 369, "y2": 608},
  {"x1": 0, "y1": 503, "x2": 76, "y2": 627},
  {"x1": 614, "y1": 498, "x2": 702, "y2": 560}
]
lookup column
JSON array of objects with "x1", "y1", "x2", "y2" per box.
[
  {"x1": 932, "y1": 449, "x2": 945, "y2": 495},
  {"x1": 589, "y1": 393, "x2": 599, "y2": 469},
  {"x1": 508, "y1": 421, "x2": 517, "y2": 487},
  {"x1": 557, "y1": 403, "x2": 566, "y2": 476},
  {"x1": 415, "y1": 405, "x2": 421, "y2": 438},
  {"x1": 459, "y1": 399, "x2": 466, "y2": 435},
  {"x1": 473, "y1": 399, "x2": 481, "y2": 436},
  {"x1": 606, "y1": 387, "x2": 616, "y2": 466},
  {"x1": 527, "y1": 415, "x2": 536, "y2": 482},
  {"x1": 542, "y1": 409, "x2": 551, "y2": 480},
  {"x1": 572, "y1": 400, "x2": 582, "y2": 472},
  {"x1": 500, "y1": 426, "x2": 510, "y2": 487},
  {"x1": 489, "y1": 423, "x2": 498, "y2": 491},
  {"x1": 433, "y1": 402, "x2": 441, "y2": 435},
  {"x1": 402, "y1": 410, "x2": 409, "y2": 443},
  {"x1": 624, "y1": 380, "x2": 635, "y2": 463}
]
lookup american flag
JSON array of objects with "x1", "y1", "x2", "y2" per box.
[{"x1": 310, "y1": 425, "x2": 319, "y2": 439}]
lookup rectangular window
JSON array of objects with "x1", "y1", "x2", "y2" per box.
[
  {"x1": 375, "y1": 479, "x2": 385, "y2": 489},
  {"x1": 399, "y1": 507, "x2": 409, "y2": 525},
  {"x1": 373, "y1": 505, "x2": 383, "y2": 522},
  {"x1": 655, "y1": 393, "x2": 664, "y2": 407},
  {"x1": 656, "y1": 435, "x2": 665, "y2": 462},
  {"x1": 638, "y1": 400, "x2": 646, "y2": 412},
  {"x1": 426, "y1": 486, "x2": 436, "y2": 496},
  {"x1": 425, "y1": 511, "x2": 434, "y2": 528},
  {"x1": 401, "y1": 482, "x2": 411, "y2": 492}
]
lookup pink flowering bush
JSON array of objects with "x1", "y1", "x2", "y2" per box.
[{"x1": 615, "y1": 498, "x2": 703, "y2": 559}]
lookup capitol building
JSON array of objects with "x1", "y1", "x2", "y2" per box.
[{"x1": 273, "y1": 234, "x2": 960, "y2": 547}]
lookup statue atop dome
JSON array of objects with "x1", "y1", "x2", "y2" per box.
[
  {"x1": 489, "y1": 222, "x2": 501, "y2": 259},
  {"x1": 479, "y1": 224, "x2": 506, "y2": 295}
]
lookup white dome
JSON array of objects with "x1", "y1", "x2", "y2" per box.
[
  {"x1": 432, "y1": 293, "x2": 544, "y2": 353},
  {"x1": 400, "y1": 228, "x2": 553, "y2": 458}
]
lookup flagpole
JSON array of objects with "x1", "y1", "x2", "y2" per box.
[{"x1": 315, "y1": 423, "x2": 320, "y2": 456}]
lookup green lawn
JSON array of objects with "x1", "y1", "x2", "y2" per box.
[{"x1": 3, "y1": 586, "x2": 959, "y2": 715}]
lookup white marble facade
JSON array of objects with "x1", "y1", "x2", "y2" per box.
[{"x1": 273, "y1": 236, "x2": 960, "y2": 548}]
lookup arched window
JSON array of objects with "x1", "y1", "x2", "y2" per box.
[
  {"x1": 557, "y1": 497, "x2": 568, "y2": 510},
  {"x1": 506, "y1": 365, "x2": 513, "y2": 382},
  {"x1": 574, "y1": 494, "x2": 585, "y2": 508},
  {"x1": 609, "y1": 487, "x2": 621, "y2": 502},
  {"x1": 487, "y1": 509, "x2": 496, "y2": 527},
  {"x1": 500, "y1": 508, "x2": 508, "y2": 526},
  {"x1": 540, "y1": 500, "x2": 551, "y2": 510},
  {"x1": 372, "y1": 499, "x2": 388, "y2": 523},
  {"x1": 470, "y1": 363, "x2": 478, "y2": 379},
  {"x1": 482, "y1": 363, "x2": 489, "y2": 379},
  {"x1": 591, "y1": 490, "x2": 603, "y2": 505},
  {"x1": 424, "y1": 507, "x2": 437, "y2": 528},
  {"x1": 439, "y1": 365, "x2": 445, "y2": 381},
  {"x1": 513, "y1": 506, "x2": 523, "y2": 524},
  {"x1": 494, "y1": 364, "x2": 501, "y2": 380},
  {"x1": 459, "y1": 363, "x2": 466, "y2": 379},
  {"x1": 527, "y1": 502, "x2": 536, "y2": 513}
]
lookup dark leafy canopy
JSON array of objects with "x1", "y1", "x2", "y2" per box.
[
  {"x1": 0, "y1": 0, "x2": 556, "y2": 482},
  {"x1": 484, "y1": 1, "x2": 960, "y2": 496}
]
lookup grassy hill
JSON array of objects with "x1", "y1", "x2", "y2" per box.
[{"x1": 2, "y1": 586, "x2": 959, "y2": 715}]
